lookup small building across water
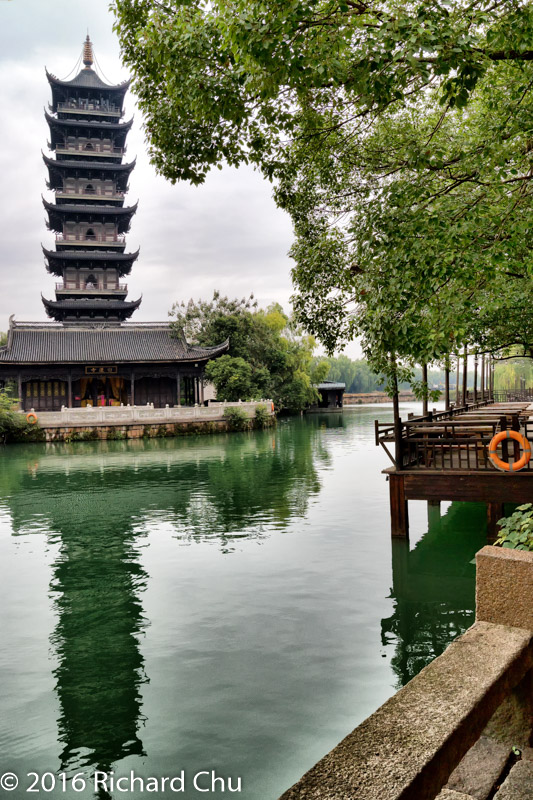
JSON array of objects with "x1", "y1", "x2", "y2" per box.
[{"x1": 313, "y1": 381, "x2": 346, "y2": 410}]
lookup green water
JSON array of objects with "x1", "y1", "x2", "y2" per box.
[{"x1": 0, "y1": 408, "x2": 488, "y2": 799}]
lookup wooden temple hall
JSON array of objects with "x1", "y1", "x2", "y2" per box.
[{"x1": 0, "y1": 36, "x2": 228, "y2": 411}]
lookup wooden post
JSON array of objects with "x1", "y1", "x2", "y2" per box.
[
  {"x1": 473, "y1": 354, "x2": 478, "y2": 402},
  {"x1": 130, "y1": 371, "x2": 135, "y2": 406},
  {"x1": 176, "y1": 372, "x2": 181, "y2": 406},
  {"x1": 512, "y1": 414, "x2": 520, "y2": 461},
  {"x1": 455, "y1": 354, "x2": 461, "y2": 406},
  {"x1": 444, "y1": 358, "x2": 450, "y2": 410},
  {"x1": 500, "y1": 416, "x2": 508, "y2": 463},
  {"x1": 487, "y1": 502, "x2": 504, "y2": 543},
  {"x1": 67, "y1": 370, "x2": 72, "y2": 408},
  {"x1": 390, "y1": 474, "x2": 409, "y2": 538},
  {"x1": 392, "y1": 374, "x2": 403, "y2": 469},
  {"x1": 480, "y1": 354, "x2": 485, "y2": 401},
  {"x1": 462, "y1": 347, "x2": 468, "y2": 407},
  {"x1": 422, "y1": 363, "x2": 428, "y2": 417},
  {"x1": 17, "y1": 373, "x2": 22, "y2": 410},
  {"x1": 200, "y1": 375, "x2": 205, "y2": 405},
  {"x1": 428, "y1": 500, "x2": 441, "y2": 527}
]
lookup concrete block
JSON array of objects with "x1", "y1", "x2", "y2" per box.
[
  {"x1": 445, "y1": 736, "x2": 510, "y2": 800},
  {"x1": 278, "y1": 622, "x2": 533, "y2": 800},
  {"x1": 436, "y1": 791, "x2": 475, "y2": 800},
  {"x1": 493, "y1": 760, "x2": 533, "y2": 799},
  {"x1": 476, "y1": 546, "x2": 533, "y2": 631}
]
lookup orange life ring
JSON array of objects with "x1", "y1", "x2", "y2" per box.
[
  {"x1": 26, "y1": 412, "x2": 38, "y2": 425},
  {"x1": 271, "y1": 402, "x2": 275, "y2": 412},
  {"x1": 489, "y1": 430, "x2": 531, "y2": 472}
]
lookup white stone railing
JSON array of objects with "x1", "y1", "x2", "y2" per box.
[{"x1": 26, "y1": 401, "x2": 274, "y2": 428}]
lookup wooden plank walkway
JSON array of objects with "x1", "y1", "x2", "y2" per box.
[{"x1": 376, "y1": 401, "x2": 533, "y2": 539}]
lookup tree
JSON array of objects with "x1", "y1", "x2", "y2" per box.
[
  {"x1": 171, "y1": 292, "x2": 322, "y2": 410},
  {"x1": 205, "y1": 355, "x2": 254, "y2": 401},
  {"x1": 114, "y1": 0, "x2": 533, "y2": 385}
]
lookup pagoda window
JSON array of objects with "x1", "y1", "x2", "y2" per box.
[
  {"x1": 86, "y1": 228, "x2": 96, "y2": 241},
  {"x1": 86, "y1": 274, "x2": 98, "y2": 289},
  {"x1": 85, "y1": 183, "x2": 95, "y2": 194},
  {"x1": 85, "y1": 142, "x2": 94, "y2": 151}
]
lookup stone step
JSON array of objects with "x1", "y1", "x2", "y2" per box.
[
  {"x1": 493, "y1": 760, "x2": 533, "y2": 799},
  {"x1": 437, "y1": 736, "x2": 511, "y2": 800}
]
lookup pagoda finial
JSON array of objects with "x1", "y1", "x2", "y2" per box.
[{"x1": 82, "y1": 34, "x2": 94, "y2": 68}]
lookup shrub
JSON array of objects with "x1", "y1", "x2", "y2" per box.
[
  {"x1": 0, "y1": 387, "x2": 45, "y2": 443},
  {"x1": 223, "y1": 406, "x2": 250, "y2": 431},
  {"x1": 254, "y1": 404, "x2": 270, "y2": 429},
  {"x1": 495, "y1": 504, "x2": 533, "y2": 551}
]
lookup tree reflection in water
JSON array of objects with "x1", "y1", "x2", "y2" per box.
[{"x1": 382, "y1": 502, "x2": 489, "y2": 688}]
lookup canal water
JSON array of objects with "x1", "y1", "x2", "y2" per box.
[{"x1": 0, "y1": 407, "x2": 488, "y2": 799}]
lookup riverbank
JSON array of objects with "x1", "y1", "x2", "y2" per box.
[{"x1": 344, "y1": 391, "x2": 417, "y2": 405}]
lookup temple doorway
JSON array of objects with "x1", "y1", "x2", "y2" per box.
[{"x1": 72, "y1": 376, "x2": 128, "y2": 407}]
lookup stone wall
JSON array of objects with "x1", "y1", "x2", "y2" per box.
[{"x1": 22, "y1": 401, "x2": 275, "y2": 442}]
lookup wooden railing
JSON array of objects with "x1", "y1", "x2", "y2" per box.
[
  {"x1": 55, "y1": 283, "x2": 127, "y2": 292},
  {"x1": 56, "y1": 188, "x2": 125, "y2": 200},
  {"x1": 56, "y1": 102, "x2": 122, "y2": 117},
  {"x1": 372, "y1": 400, "x2": 533, "y2": 471},
  {"x1": 56, "y1": 233, "x2": 126, "y2": 244},
  {"x1": 56, "y1": 144, "x2": 125, "y2": 157}
]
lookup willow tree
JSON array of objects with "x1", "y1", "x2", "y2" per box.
[{"x1": 113, "y1": 0, "x2": 533, "y2": 388}]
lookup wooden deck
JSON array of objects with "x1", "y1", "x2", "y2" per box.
[{"x1": 376, "y1": 401, "x2": 533, "y2": 538}]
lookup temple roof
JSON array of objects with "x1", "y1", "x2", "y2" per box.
[
  {"x1": 0, "y1": 320, "x2": 230, "y2": 364},
  {"x1": 317, "y1": 382, "x2": 346, "y2": 391}
]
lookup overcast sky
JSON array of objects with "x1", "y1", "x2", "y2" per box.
[{"x1": 0, "y1": 0, "x2": 361, "y2": 358}]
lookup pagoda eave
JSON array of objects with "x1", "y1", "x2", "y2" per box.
[
  {"x1": 42, "y1": 294, "x2": 142, "y2": 322},
  {"x1": 44, "y1": 108, "x2": 133, "y2": 134},
  {"x1": 42, "y1": 245, "x2": 140, "y2": 276},
  {"x1": 42, "y1": 153, "x2": 136, "y2": 174},
  {"x1": 46, "y1": 67, "x2": 130, "y2": 93},
  {"x1": 43, "y1": 198, "x2": 138, "y2": 233}
]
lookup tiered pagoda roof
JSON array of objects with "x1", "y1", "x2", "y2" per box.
[{"x1": 42, "y1": 36, "x2": 140, "y2": 322}]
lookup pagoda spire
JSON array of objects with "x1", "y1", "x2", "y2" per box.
[{"x1": 83, "y1": 35, "x2": 94, "y2": 68}]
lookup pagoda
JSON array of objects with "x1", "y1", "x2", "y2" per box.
[
  {"x1": 42, "y1": 35, "x2": 141, "y2": 322},
  {"x1": 0, "y1": 36, "x2": 228, "y2": 412}
]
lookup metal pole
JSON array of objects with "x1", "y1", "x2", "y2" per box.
[{"x1": 444, "y1": 357, "x2": 450, "y2": 410}]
